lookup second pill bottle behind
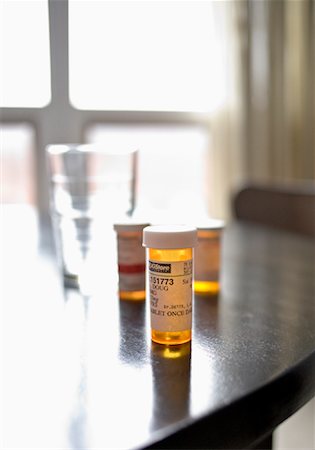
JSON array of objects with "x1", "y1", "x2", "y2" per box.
[{"x1": 143, "y1": 225, "x2": 197, "y2": 345}]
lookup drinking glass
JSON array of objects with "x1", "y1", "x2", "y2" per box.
[{"x1": 46, "y1": 143, "x2": 137, "y2": 287}]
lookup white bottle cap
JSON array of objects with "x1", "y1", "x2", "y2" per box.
[
  {"x1": 143, "y1": 225, "x2": 197, "y2": 249},
  {"x1": 196, "y1": 218, "x2": 225, "y2": 231},
  {"x1": 114, "y1": 221, "x2": 150, "y2": 233}
]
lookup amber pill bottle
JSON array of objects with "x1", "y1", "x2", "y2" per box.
[
  {"x1": 143, "y1": 225, "x2": 197, "y2": 345},
  {"x1": 194, "y1": 219, "x2": 224, "y2": 295}
]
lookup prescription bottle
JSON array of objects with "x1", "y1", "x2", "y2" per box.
[
  {"x1": 143, "y1": 225, "x2": 197, "y2": 345},
  {"x1": 194, "y1": 219, "x2": 224, "y2": 295},
  {"x1": 114, "y1": 221, "x2": 150, "y2": 301}
]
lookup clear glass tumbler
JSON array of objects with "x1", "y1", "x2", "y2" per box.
[{"x1": 46, "y1": 143, "x2": 137, "y2": 287}]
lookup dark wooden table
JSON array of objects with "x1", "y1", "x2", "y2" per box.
[{"x1": 2, "y1": 207, "x2": 315, "y2": 449}]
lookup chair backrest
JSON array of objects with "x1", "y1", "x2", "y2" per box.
[{"x1": 232, "y1": 182, "x2": 315, "y2": 237}]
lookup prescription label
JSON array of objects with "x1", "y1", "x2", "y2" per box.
[
  {"x1": 149, "y1": 259, "x2": 193, "y2": 332},
  {"x1": 117, "y1": 235, "x2": 145, "y2": 291},
  {"x1": 117, "y1": 234, "x2": 145, "y2": 265}
]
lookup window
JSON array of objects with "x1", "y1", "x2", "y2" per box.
[
  {"x1": 69, "y1": 1, "x2": 225, "y2": 112},
  {"x1": 0, "y1": 0, "x2": 51, "y2": 107},
  {"x1": 0, "y1": 124, "x2": 36, "y2": 204},
  {"x1": 1, "y1": 0, "x2": 229, "y2": 217}
]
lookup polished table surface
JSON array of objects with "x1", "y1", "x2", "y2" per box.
[{"x1": 2, "y1": 207, "x2": 315, "y2": 449}]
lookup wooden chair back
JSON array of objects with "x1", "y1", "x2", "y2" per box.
[{"x1": 233, "y1": 183, "x2": 315, "y2": 236}]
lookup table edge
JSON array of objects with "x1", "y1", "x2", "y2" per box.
[{"x1": 141, "y1": 349, "x2": 315, "y2": 450}]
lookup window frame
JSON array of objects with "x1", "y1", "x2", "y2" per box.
[{"x1": 0, "y1": 0, "x2": 211, "y2": 218}]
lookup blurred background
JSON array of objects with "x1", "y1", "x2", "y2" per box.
[
  {"x1": 1, "y1": 0, "x2": 314, "y2": 222},
  {"x1": 1, "y1": 1, "x2": 314, "y2": 447}
]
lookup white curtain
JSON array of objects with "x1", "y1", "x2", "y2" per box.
[{"x1": 207, "y1": 0, "x2": 315, "y2": 219}]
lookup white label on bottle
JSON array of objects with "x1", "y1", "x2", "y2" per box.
[
  {"x1": 195, "y1": 236, "x2": 220, "y2": 281},
  {"x1": 117, "y1": 234, "x2": 145, "y2": 291},
  {"x1": 119, "y1": 272, "x2": 145, "y2": 292},
  {"x1": 149, "y1": 259, "x2": 193, "y2": 332},
  {"x1": 117, "y1": 234, "x2": 145, "y2": 265}
]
